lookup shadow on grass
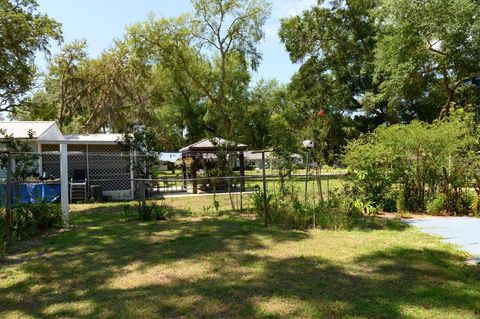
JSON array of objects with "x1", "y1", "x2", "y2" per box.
[
  {"x1": 1, "y1": 205, "x2": 479, "y2": 318},
  {"x1": 351, "y1": 215, "x2": 409, "y2": 231}
]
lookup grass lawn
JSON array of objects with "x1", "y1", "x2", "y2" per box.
[{"x1": 1, "y1": 201, "x2": 479, "y2": 318}]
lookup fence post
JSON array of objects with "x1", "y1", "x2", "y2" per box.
[
  {"x1": 60, "y1": 143, "x2": 69, "y2": 226},
  {"x1": 262, "y1": 151, "x2": 268, "y2": 227},
  {"x1": 326, "y1": 174, "x2": 330, "y2": 205},
  {"x1": 4, "y1": 152, "x2": 12, "y2": 250},
  {"x1": 240, "y1": 175, "x2": 243, "y2": 213},
  {"x1": 304, "y1": 151, "x2": 309, "y2": 203}
]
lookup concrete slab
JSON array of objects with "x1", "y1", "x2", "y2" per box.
[{"x1": 405, "y1": 217, "x2": 480, "y2": 263}]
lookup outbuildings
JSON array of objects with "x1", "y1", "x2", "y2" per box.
[{"x1": 0, "y1": 121, "x2": 134, "y2": 201}]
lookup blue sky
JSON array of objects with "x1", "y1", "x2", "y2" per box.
[{"x1": 36, "y1": 0, "x2": 317, "y2": 84}]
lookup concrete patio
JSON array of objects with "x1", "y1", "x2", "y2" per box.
[{"x1": 405, "y1": 217, "x2": 480, "y2": 264}]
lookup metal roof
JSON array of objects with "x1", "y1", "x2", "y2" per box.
[
  {"x1": 244, "y1": 151, "x2": 302, "y2": 161},
  {"x1": 0, "y1": 121, "x2": 59, "y2": 139},
  {"x1": 179, "y1": 137, "x2": 247, "y2": 153},
  {"x1": 62, "y1": 134, "x2": 123, "y2": 145},
  {"x1": 0, "y1": 121, "x2": 124, "y2": 145},
  {"x1": 244, "y1": 151, "x2": 271, "y2": 160}
]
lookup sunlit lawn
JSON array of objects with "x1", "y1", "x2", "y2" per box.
[
  {"x1": 156, "y1": 168, "x2": 346, "y2": 200},
  {"x1": 1, "y1": 200, "x2": 479, "y2": 318}
]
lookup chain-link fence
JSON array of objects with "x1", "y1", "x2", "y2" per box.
[{"x1": 0, "y1": 149, "x2": 347, "y2": 210}]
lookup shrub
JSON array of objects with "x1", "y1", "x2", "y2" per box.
[
  {"x1": 1, "y1": 203, "x2": 63, "y2": 252},
  {"x1": 138, "y1": 201, "x2": 168, "y2": 221},
  {"x1": 471, "y1": 195, "x2": 480, "y2": 216},
  {"x1": 426, "y1": 194, "x2": 445, "y2": 214},
  {"x1": 250, "y1": 187, "x2": 273, "y2": 218},
  {"x1": 345, "y1": 114, "x2": 476, "y2": 215},
  {"x1": 250, "y1": 188, "x2": 361, "y2": 230}
]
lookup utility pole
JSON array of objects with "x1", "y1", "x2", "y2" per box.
[
  {"x1": 302, "y1": 140, "x2": 315, "y2": 228},
  {"x1": 3, "y1": 152, "x2": 12, "y2": 250}
]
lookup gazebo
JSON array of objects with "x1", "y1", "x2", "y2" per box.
[{"x1": 179, "y1": 138, "x2": 248, "y2": 194}]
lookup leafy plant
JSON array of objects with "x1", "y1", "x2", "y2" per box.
[
  {"x1": 345, "y1": 115, "x2": 476, "y2": 215},
  {"x1": 426, "y1": 194, "x2": 445, "y2": 215},
  {"x1": 1, "y1": 203, "x2": 62, "y2": 252},
  {"x1": 122, "y1": 204, "x2": 133, "y2": 220},
  {"x1": 138, "y1": 201, "x2": 168, "y2": 221},
  {"x1": 212, "y1": 194, "x2": 220, "y2": 213}
]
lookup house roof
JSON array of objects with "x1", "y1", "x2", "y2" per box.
[
  {"x1": 179, "y1": 137, "x2": 248, "y2": 153},
  {"x1": 62, "y1": 134, "x2": 123, "y2": 145},
  {"x1": 244, "y1": 151, "x2": 271, "y2": 161},
  {"x1": 0, "y1": 121, "x2": 61, "y2": 139},
  {"x1": 0, "y1": 121, "x2": 125, "y2": 145},
  {"x1": 244, "y1": 151, "x2": 303, "y2": 161}
]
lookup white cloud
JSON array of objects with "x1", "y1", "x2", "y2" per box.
[
  {"x1": 273, "y1": 0, "x2": 318, "y2": 19},
  {"x1": 263, "y1": 0, "x2": 318, "y2": 42}
]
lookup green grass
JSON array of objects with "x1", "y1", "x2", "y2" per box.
[
  {"x1": 154, "y1": 167, "x2": 346, "y2": 203},
  {"x1": 245, "y1": 176, "x2": 344, "y2": 200},
  {"x1": 1, "y1": 202, "x2": 479, "y2": 318}
]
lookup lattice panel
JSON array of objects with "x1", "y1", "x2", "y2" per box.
[
  {"x1": 40, "y1": 144, "x2": 132, "y2": 192},
  {"x1": 41, "y1": 145, "x2": 88, "y2": 179},
  {"x1": 41, "y1": 144, "x2": 60, "y2": 178},
  {"x1": 87, "y1": 144, "x2": 131, "y2": 192}
]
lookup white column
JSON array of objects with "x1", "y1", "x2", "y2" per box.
[
  {"x1": 86, "y1": 144, "x2": 90, "y2": 183},
  {"x1": 60, "y1": 143, "x2": 69, "y2": 226},
  {"x1": 38, "y1": 143, "x2": 43, "y2": 175},
  {"x1": 130, "y1": 151, "x2": 135, "y2": 200}
]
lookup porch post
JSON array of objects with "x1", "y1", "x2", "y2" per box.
[
  {"x1": 182, "y1": 156, "x2": 187, "y2": 190},
  {"x1": 239, "y1": 151, "x2": 245, "y2": 191},
  {"x1": 60, "y1": 143, "x2": 69, "y2": 226},
  {"x1": 38, "y1": 143, "x2": 43, "y2": 175},
  {"x1": 191, "y1": 157, "x2": 197, "y2": 194},
  {"x1": 130, "y1": 151, "x2": 135, "y2": 200}
]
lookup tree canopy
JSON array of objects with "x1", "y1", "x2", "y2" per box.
[
  {"x1": 0, "y1": 0, "x2": 61, "y2": 112},
  {"x1": 280, "y1": 0, "x2": 480, "y2": 125},
  {"x1": 13, "y1": 0, "x2": 480, "y2": 162}
]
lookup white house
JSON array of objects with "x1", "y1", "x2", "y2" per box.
[{"x1": 0, "y1": 121, "x2": 134, "y2": 200}]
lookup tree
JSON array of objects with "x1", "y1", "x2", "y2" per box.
[
  {"x1": 239, "y1": 79, "x2": 286, "y2": 149},
  {"x1": 279, "y1": 0, "x2": 381, "y2": 162},
  {"x1": 281, "y1": 0, "x2": 480, "y2": 127},
  {"x1": 0, "y1": 128, "x2": 38, "y2": 250},
  {"x1": 0, "y1": 0, "x2": 61, "y2": 112},
  {"x1": 280, "y1": 0, "x2": 382, "y2": 123},
  {"x1": 128, "y1": 0, "x2": 271, "y2": 138},
  {"x1": 15, "y1": 40, "x2": 88, "y2": 129},
  {"x1": 49, "y1": 40, "x2": 88, "y2": 130},
  {"x1": 374, "y1": 0, "x2": 480, "y2": 119}
]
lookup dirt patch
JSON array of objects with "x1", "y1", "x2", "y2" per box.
[{"x1": 378, "y1": 212, "x2": 458, "y2": 220}]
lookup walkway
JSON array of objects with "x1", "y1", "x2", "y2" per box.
[{"x1": 405, "y1": 217, "x2": 480, "y2": 264}]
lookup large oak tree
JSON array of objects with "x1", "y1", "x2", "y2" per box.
[{"x1": 0, "y1": 0, "x2": 61, "y2": 112}]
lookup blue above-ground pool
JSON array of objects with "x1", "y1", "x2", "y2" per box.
[{"x1": 0, "y1": 182, "x2": 61, "y2": 205}]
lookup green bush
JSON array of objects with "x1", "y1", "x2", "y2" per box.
[
  {"x1": 12, "y1": 203, "x2": 63, "y2": 238},
  {"x1": 426, "y1": 194, "x2": 445, "y2": 214},
  {"x1": 312, "y1": 200, "x2": 358, "y2": 230},
  {"x1": 1, "y1": 203, "x2": 63, "y2": 252},
  {"x1": 471, "y1": 195, "x2": 480, "y2": 216},
  {"x1": 250, "y1": 188, "x2": 361, "y2": 230},
  {"x1": 138, "y1": 201, "x2": 168, "y2": 221},
  {"x1": 345, "y1": 114, "x2": 477, "y2": 215}
]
